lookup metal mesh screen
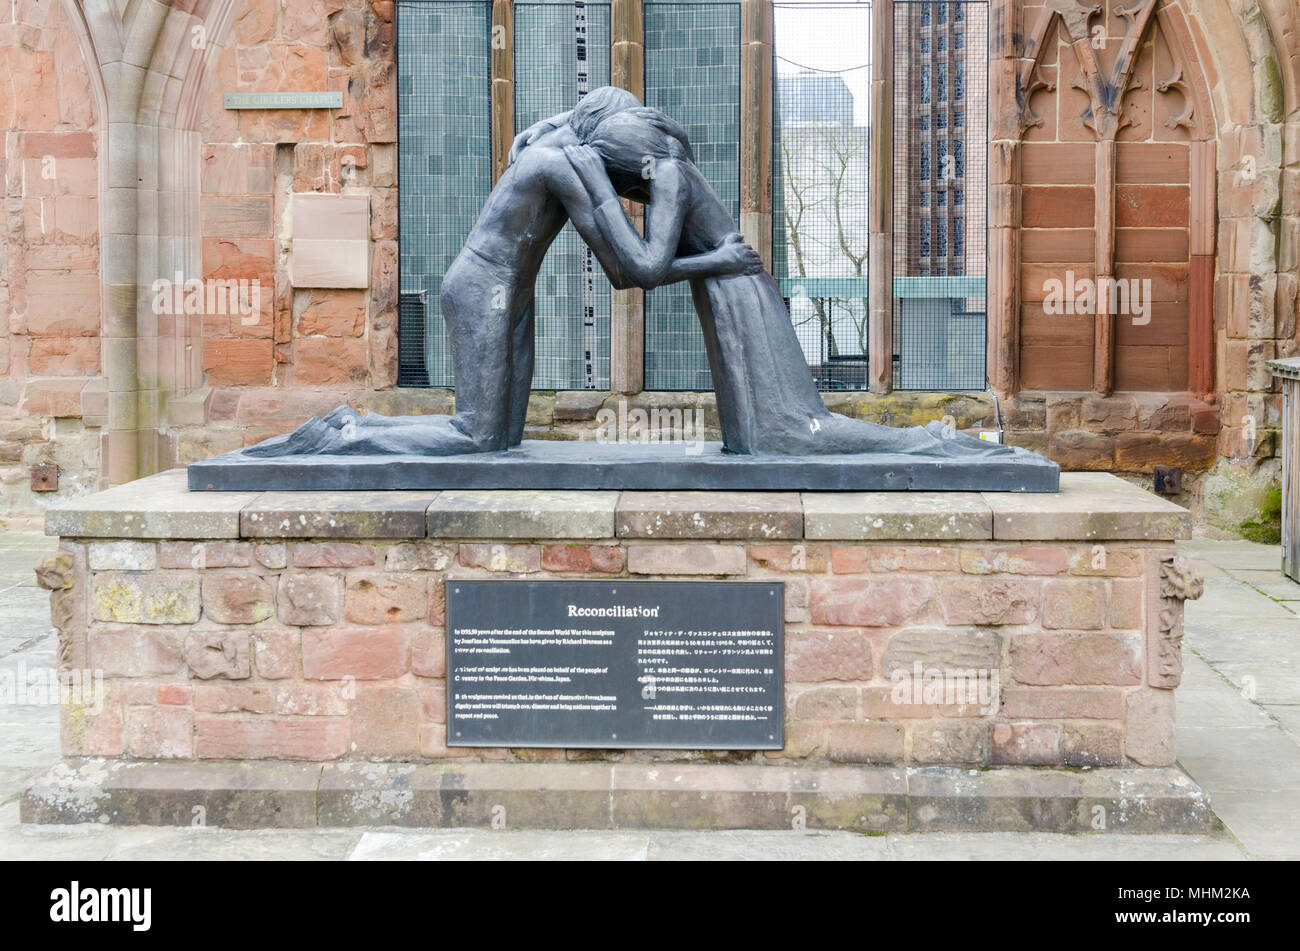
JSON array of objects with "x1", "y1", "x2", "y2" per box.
[
  {"x1": 398, "y1": 291, "x2": 431, "y2": 385},
  {"x1": 515, "y1": 1, "x2": 612, "y2": 390},
  {"x1": 772, "y1": 0, "x2": 872, "y2": 391},
  {"x1": 891, "y1": 0, "x2": 988, "y2": 390},
  {"x1": 643, "y1": 0, "x2": 742, "y2": 391},
  {"x1": 397, "y1": 0, "x2": 493, "y2": 387}
]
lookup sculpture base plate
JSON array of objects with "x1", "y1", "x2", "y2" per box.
[{"x1": 188, "y1": 439, "x2": 1059, "y2": 492}]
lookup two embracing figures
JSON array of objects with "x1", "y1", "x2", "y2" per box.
[{"x1": 250, "y1": 86, "x2": 1005, "y2": 460}]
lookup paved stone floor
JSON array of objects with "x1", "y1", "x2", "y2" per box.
[{"x1": 1, "y1": 532, "x2": 1295, "y2": 860}]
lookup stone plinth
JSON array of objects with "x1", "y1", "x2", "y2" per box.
[{"x1": 26, "y1": 470, "x2": 1209, "y2": 830}]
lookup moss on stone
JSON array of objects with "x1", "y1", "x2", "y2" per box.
[
  {"x1": 1259, "y1": 54, "x2": 1285, "y2": 123},
  {"x1": 1238, "y1": 484, "x2": 1282, "y2": 545}
]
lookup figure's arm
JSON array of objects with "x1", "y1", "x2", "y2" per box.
[
  {"x1": 564, "y1": 146, "x2": 761, "y2": 289},
  {"x1": 509, "y1": 111, "x2": 573, "y2": 164}
]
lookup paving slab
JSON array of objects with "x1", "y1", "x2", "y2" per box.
[
  {"x1": 1185, "y1": 575, "x2": 1300, "y2": 619},
  {"x1": 1233, "y1": 568, "x2": 1300, "y2": 602},
  {"x1": 1197, "y1": 790, "x2": 1300, "y2": 860},
  {"x1": 1177, "y1": 726, "x2": 1300, "y2": 791},
  {"x1": 1179, "y1": 539, "x2": 1282, "y2": 571},
  {"x1": 103, "y1": 827, "x2": 363, "y2": 861},
  {"x1": 882, "y1": 831, "x2": 1243, "y2": 861},
  {"x1": 349, "y1": 830, "x2": 651, "y2": 861},
  {"x1": 1193, "y1": 654, "x2": 1300, "y2": 704},
  {"x1": 1263, "y1": 704, "x2": 1300, "y2": 738},
  {"x1": 0, "y1": 803, "x2": 116, "y2": 861}
]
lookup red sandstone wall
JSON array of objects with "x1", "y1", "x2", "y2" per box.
[
  {"x1": 186, "y1": 0, "x2": 398, "y2": 458},
  {"x1": 0, "y1": 0, "x2": 102, "y2": 525},
  {"x1": 0, "y1": 0, "x2": 1296, "y2": 532}
]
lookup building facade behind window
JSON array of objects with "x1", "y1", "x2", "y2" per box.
[
  {"x1": 770, "y1": 1, "x2": 872, "y2": 391},
  {"x1": 893, "y1": 0, "x2": 987, "y2": 390}
]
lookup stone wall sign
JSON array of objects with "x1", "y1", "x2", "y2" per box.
[
  {"x1": 446, "y1": 580, "x2": 784, "y2": 749},
  {"x1": 223, "y1": 92, "x2": 343, "y2": 109}
]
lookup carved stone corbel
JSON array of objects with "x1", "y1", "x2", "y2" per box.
[
  {"x1": 1150, "y1": 554, "x2": 1205, "y2": 688},
  {"x1": 35, "y1": 552, "x2": 80, "y2": 668}
]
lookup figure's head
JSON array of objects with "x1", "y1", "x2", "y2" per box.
[
  {"x1": 579, "y1": 107, "x2": 694, "y2": 204},
  {"x1": 569, "y1": 86, "x2": 643, "y2": 140}
]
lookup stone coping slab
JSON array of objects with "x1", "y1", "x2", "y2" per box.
[
  {"x1": 44, "y1": 470, "x2": 258, "y2": 539},
  {"x1": 242, "y1": 491, "x2": 437, "y2": 539},
  {"x1": 45, "y1": 472, "x2": 1191, "y2": 541},
  {"x1": 985, "y1": 472, "x2": 1192, "y2": 541},
  {"x1": 427, "y1": 490, "x2": 618, "y2": 539},
  {"x1": 21, "y1": 760, "x2": 1212, "y2": 833},
  {"x1": 616, "y1": 491, "x2": 803, "y2": 539},
  {"x1": 187, "y1": 439, "x2": 1060, "y2": 492}
]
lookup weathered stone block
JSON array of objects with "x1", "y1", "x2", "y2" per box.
[
  {"x1": 1125, "y1": 689, "x2": 1176, "y2": 766},
  {"x1": 160, "y1": 541, "x2": 252, "y2": 569},
  {"x1": 88, "y1": 627, "x2": 183, "y2": 677},
  {"x1": 46, "y1": 470, "x2": 255, "y2": 538},
  {"x1": 385, "y1": 542, "x2": 454, "y2": 571},
  {"x1": 541, "y1": 544, "x2": 626, "y2": 574},
  {"x1": 459, "y1": 543, "x2": 542, "y2": 573},
  {"x1": 1042, "y1": 579, "x2": 1108, "y2": 629},
  {"x1": 184, "y1": 631, "x2": 252, "y2": 680},
  {"x1": 802, "y1": 492, "x2": 992, "y2": 540},
  {"x1": 1010, "y1": 632, "x2": 1143, "y2": 685},
  {"x1": 277, "y1": 572, "x2": 343, "y2": 626},
  {"x1": 351, "y1": 684, "x2": 422, "y2": 756},
  {"x1": 253, "y1": 629, "x2": 298, "y2": 680},
  {"x1": 999, "y1": 687, "x2": 1125, "y2": 719},
  {"x1": 243, "y1": 492, "x2": 433, "y2": 538},
  {"x1": 195, "y1": 717, "x2": 349, "y2": 760},
  {"x1": 344, "y1": 571, "x2": 428, "y2": 624},
  {"x1": 92, "y1": 572, "x2": 200, "y2": 624},
  {"x1": 301, "y1": 627, "x2": 410, "y2": 680},
  {"x1": 984, "y1": 472, "x2": 1191, "y2": 540},
  {"x1": 1062, "y1": 723, "x2": 1125, "y2": 767},
  {"x1": 626, "y1": 544, "x2": 746, "y2": 576},
  {"x1": 88, "y1": 541, "x2": 157, "y2": 571},
  {"x1": 202, "y1": 574, "x2": 274, "y2": 624},
  {"x1": 792, "y1": 686, "x2": 858, "y2": 720},
  {"x1": 125, "y1": 707, "x2": 194, "y2": 759},
  {"x1": 786, "y1": 629, "x2": 873, "y2": 682},
  {"x1": 959, "y1": 547, "x2": 1068, "y2": 575},
  {"x1": 910, "y1": 721, "x2": 989, "y2": 764},
  {"x1": 810, "y1": 577, "x2": 933, "y2": 626},
  {"x1": 990, "y1": 722, "x2": 1062, "y2": 765},
  {"x1": 939, "y1": 578, "x2": 1039, "y2": 625},
  {"x1": 617, "y1": 492, "x2": 802, "y2": 539},
  {"x1": 429, "y1": 491, "x2": 617, "y2": 539},
  {"x1": 291, "y1": 542, "x2": 377, "y2": 568},
  {"x1": 828, "y1": 722, "x2": 905, "y2": 763},
  {"x1": 880, "y1": 627, "x2": 1001, "y2": 677}
]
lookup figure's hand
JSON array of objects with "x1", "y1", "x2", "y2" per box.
[
  {"x1": 509, "y1": 112, "x2": 571, "y2": 164},
  {"x1": 508, "y1": 128, "x2": 533, "y2": 164},
  {"x1": 563, "y1": 145, "x2": 611, "y2": 197},
  {"x1": 716, "y1": 233, "x2": 764, "y2": 275}
]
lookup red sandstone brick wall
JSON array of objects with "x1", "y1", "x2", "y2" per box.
[
  {"x1": 0, "y1": 0, "x2": 102, "y2": 523},
  {"x1": 49, "y1": 536, "x2": 1180, "y2": 767}
]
